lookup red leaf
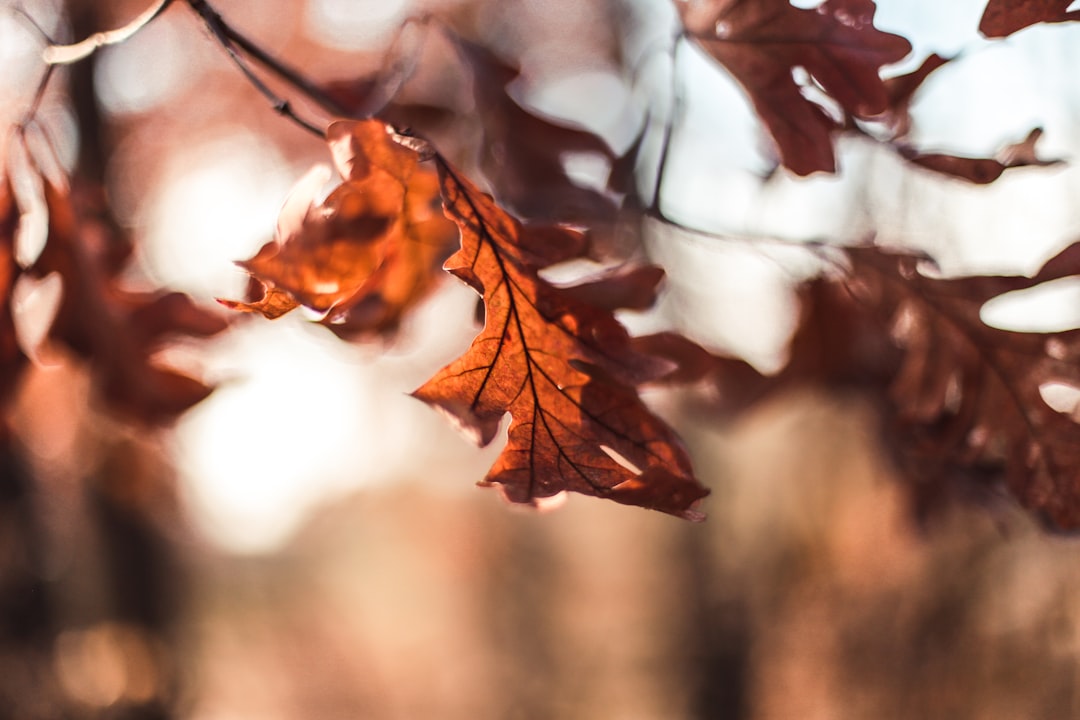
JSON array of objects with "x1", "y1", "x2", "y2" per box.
[
  {"x1": 979, "y1": 0, "x2": 1080, "y2": 38},
  {"x1": 31, "y1": 180, "x2": 227, "y2": 423},
  {"x1": 412, "y1": 161, "x2": 708, "y2": 519},
  {"x1": 679, "y1": 0, "x2": 911, "y2": 175}
]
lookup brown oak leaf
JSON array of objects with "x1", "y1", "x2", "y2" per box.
[
  {"x1": 30, "y1": 179, "x2": 227, "y2": 423},
  {"x1": 980, "y1": 0, "x2": 1080, "y2": 38},
  {"x1": 225, "y1": 119, "x2": 458, "y2": 336},
  {"x1": 412, "y1": 161, "x2": 708, "y2": 519},
  {"x1": 678, "y1": 0, "x2": 911, "y2": 175}
]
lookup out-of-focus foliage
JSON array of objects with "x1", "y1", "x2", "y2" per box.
[{"x1": 5, "y1": 0, "x2": 1080, "y2": 717}]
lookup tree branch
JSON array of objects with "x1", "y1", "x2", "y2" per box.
[
  {"x1": 42, "y1": 0, "x2": 175, "y2": 64},
  {"x1": 185, "y1": 0, "x2": 349, "y2": 118},
  {"x1": 650, "y1": 34, "x2": 683, "y2": 215},
  {"x1": 184, "y1": 0, "x2": 325, "y2": 138}
]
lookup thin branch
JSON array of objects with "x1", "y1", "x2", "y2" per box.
[
  {"x1": 184, "y1": 0, "x2": 325, "y2": 138},
  {"x1": 42, "y1": 0, "x2": 174, "y2": 64},
  {"x1": 19, "y1": 66, "x2": 54, "y2": 128},
  {"x1": 649, "y1": 34, "x2": 683, "y2": 214},
  {"x1": 186, "y1": 0, "x2": 348, "y2": 117},
  {"x1": 9, "y1": 4, "x2": 55, "y2": 44},
  {"x1": 9, "y1": 4, "x2": 56, "y2": 128},
  {"x1": 643, "y1": 206, "x2": 843, "y2": 271}
]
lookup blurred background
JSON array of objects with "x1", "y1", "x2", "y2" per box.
[{"x1": 5, "y1": 0, "x2": 1080, "y2": 717}]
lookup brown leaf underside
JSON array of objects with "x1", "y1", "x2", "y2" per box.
[
  {"x1": 679, "y1": 0, "x2": 911, "y2": 175},
  {"x1": 845, "y1": 245, "x2": 1080, "y2": 529},
  {"x1": 412, "y1": 161, "x2": 708, "y2": 519}
]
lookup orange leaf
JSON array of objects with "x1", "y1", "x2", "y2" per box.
[
  {"x1": 227, "y1": 119, "x2": 457, "y2": 336},
  {"x1": 679, "y1": 0, "x2": 911, "y2": 175},
  {"x1": 412, "y1": 162, "x2": 708, "y2": 519}
]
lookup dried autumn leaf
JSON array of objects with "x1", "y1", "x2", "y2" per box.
[
  {"x1": 226, "y1": 119, "x2": 457, "y2": 336},
  {"x1": 678, "y1": 0, "x2": 911, "y2": 175},
  {"x1": 30, "y1": 179, "x2": 227, "y2": 423},
  {"x1": 413, "y1": 162, "x2": 708, "y2": 518},
  {"x1": 321, "y1": 163, "x2": 458, "y2": 338},
  {"x1": 654, "y1": 242, "x2": 1080, "y2": 527},
  {"x1": 979, "y1": 0, "x2": 1080, "y2": 38}
]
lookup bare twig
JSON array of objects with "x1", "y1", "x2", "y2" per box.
[
  {"x1": 650, "y1": 34, "x2": 683, "y2": 214},
  {"x1": 19, "y1": 66, "x2": 54, "y2": 128},
  {"x1": 42, "y1": 0, "x2": 175, "y2": 64},
  {"x1": 8, "y1": 4, "x2": 55, "y2": 44},
  {"x1": 186, "y1": 0, "x2": 349, "y2": 117},
  {"x1": 643, "y1": 206, "x2": 843, "y2": 273},
  {"x1": 184, "y1": 0, "x2": 325, "y2": 138}
]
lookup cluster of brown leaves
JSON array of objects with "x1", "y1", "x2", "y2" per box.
[
  {"x1": 8, "y1": 0, "x2": 1080, "y2": 527},
  {"x1": 671, "y1": 243, "x2": 1080, "y2": 529},
  {"x1": 220, "y1": 0, "x2": 1080, "y2": 525},
  {"x1": 0, "y1": 144, "x2": 227, "y2": 428},
  {"x1": 228, "y1": 119, "x2": 709, "y2": 518}
]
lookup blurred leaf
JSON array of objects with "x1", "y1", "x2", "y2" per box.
[
  {"x1": 0, "y1": 171, "x2": 26, "y2": 413},
  {"x1": 30, "y1": 179, "x2": 227, "y2": 424},
  {"x1": 712, "y1": 243, "x2": 1080, "y2": 528},
  {"x1": 456, "y1": 39, "x2": 622, "y2": 223},
  {"x1": 678, "y1": 0, "x2": 911, "y2": 175}
]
